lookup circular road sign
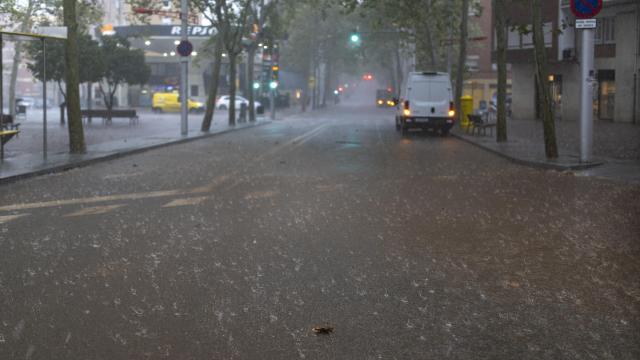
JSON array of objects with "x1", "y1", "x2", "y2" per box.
[
  {"x1": 177, "y1": 40, "x2": 193, "y2": 57},
  {"x1": 570, "y1": 0, "x2": 603, "y2": 19}
]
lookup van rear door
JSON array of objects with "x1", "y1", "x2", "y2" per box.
[{"x1": 408, "y1": 79, "x2": 451, "y2": 118}]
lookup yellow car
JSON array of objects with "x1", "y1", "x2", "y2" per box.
[{"x1": 152, "y1": 92, "x2": 204, "y2": 113}]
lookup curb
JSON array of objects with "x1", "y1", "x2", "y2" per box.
[
  {"x1": 0, "y1": 120, "x2": 272, "y2": 185},
  {"x1": 451, "y1": 132, "x2": 604, "y2": 171}
]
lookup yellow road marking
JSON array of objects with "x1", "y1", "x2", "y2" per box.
[
  {"x1": 0, "y1": 190, "x2": 183, "y2": 212},
  {"x1": 0, "y1": 122, "x2": 332, "y2": 214},
  {"x1": 64, "y1": 204, "x2": 125, "y2": 217},
  {"x1": 162, "y1": 196, "x2": 209, "y2": 208},
  {"x1": 0, "y1": 214, "x2": 29, "y2": 224},
  {"x1": 244, "y1": 190, "x2": 278, "y2": 200}
]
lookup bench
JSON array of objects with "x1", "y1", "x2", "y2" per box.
[
  {"x1": 1, "y1": 114, "x2": 21, "y2": 132},
  {"x1": 81, "y1": 109, "x2": 139, "y2": 126},
  {"x1": 466, "y1": 114, "x2": 496, "y2": 136},
  {"x1": 0, "y1": 129, "x2": 20, "y2": 161}
]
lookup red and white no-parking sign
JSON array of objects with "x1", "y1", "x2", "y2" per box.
[{"x1": 570, "y1": 0, "x2": 603, "y2": 19}]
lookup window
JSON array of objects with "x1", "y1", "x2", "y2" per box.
[{"x1": 595, "y1": 17, "x2": 615, "y2": 45}]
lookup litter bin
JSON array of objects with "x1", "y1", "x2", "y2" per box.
[
  {"x1": 460, "y1": 95, "x2": 473, "y2": 129},
  {"x1": 239, "y1": 103, "x2": 248, "y2": 123}
]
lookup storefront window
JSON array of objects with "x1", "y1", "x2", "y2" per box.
[{"x1": 597, "y1": 70, "x2": 615, "y2": 121}]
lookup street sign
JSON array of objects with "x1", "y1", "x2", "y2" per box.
[
  {"x1": 576, "y1": 19, "x2": 597, "y2": 29},
  {"x1": 570, "y1": 0, "x2": 603, "y2": 19},
  {"x1": 176, "y1": 40, "x2": 193, "y2": 57}
]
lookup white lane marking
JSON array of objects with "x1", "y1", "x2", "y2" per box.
[
  {"x1": 162, "y1": 196, "x2": 209, "y2": 208},
  {"x1": 0, "y1": 214, "x2": 29, "y2": 224},
  {"x1": 64, "y1": 205, "x2": 125, "y2": 217}
]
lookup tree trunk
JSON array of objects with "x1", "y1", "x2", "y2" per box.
[
  {"x1": 86, "y1": 82, "x2": 92, "y2": 123},
  {"x1": 394, "y1": 44, "x2": 403, "y2": 93},
  {"x1": 228, "y1": 53, "x2": 237, "y2": 126},
  {"x1": 8, "y1": 41, "x2": 22, "y2": 119},
  {"x1": 454, "y1": 0, "x2": 470, "y2": 124},
  {"x1": 495, "y1": 0, "x2": 508, "y2": 142},
  {"x1": 531, "y1": 0, "x2": 558, "y2": 159},
  {"x1": 247, "y1": 44, "x2": 256, "y2": 122},
  {"x1": 201, "y1": 36, "x2": 223, "y2": 131},
  {"x1": 63, "y1": 0, "x2": 86, "y2": 153},
  {"x1": 322, "y1": 60, "x2": 332, "y2": 108},
  {"x1": 8, "y1": 0, "x2": 34, "y2": 119}
]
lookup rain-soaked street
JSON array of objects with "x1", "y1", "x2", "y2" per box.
[{"x1": 1, "y1": 93, "x2": 639, "y2": 359}]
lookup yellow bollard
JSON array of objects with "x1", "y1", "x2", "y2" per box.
[{"x1": 460, "y1": 95, "x2": 473, "y2": 129}]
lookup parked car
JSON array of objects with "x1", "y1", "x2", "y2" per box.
[
  {"x1": 395, "y1": 72, "x2": 456, "y2": 136},
  {"x1": 152, "y1": 92, "x2": 204, "y2": 113},
  {"x1": 216, "y1": 95, "x2": 262, "y2": 111}
]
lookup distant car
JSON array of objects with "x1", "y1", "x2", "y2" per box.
[
  {"x1": 376, "y1": 89, "x2": 396, "y2": 107},
  {"x1": 216, "y1": 95, "x2": 262, "y2": 111},
  {"x1": 16, "y1": 97, "x2": 36, "y2": 108},
  {"x1": 152, "y1": 92, "x2": 204, "y2": 113},
  {"x1": 395, "y1": 72, "x2": 456, "y2": 136}
]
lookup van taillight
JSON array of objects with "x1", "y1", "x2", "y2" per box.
[
  {"x1": 404, "y1": 100, "x2": 410, "y2": 110},
  {"x1": 449, "y1": 102, "x2": 454, "y2": 111}
]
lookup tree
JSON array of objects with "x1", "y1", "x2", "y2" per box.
[
  {"x1": 494, "y1": 0, "x2": 507, "y2": 142},
  {"x1": 200, "y1": 35, "x2": 224, "y2": 132},
  {"x1": 245, "y1": 0, "x2": 279, "y2": 122},
  {"x1": 27, "y1": 34, "x2": 104, "y2": 101},
  {"x1": 530, "y1": 0, "x2": 558, "y2": 159},
  {"x1": 217, "y1": 0, "x2": 252, "y2": 126},
  {"x1": 98, "y1": 37, "x2": 150, "y2": 119},
  {"x1": 7, "y1": 0, "x2": 37, "y2": 119},
  {"x1": 63, "y1": 0, "x2": 86, "y2": 153}
]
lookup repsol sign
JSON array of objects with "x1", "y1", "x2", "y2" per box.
[
  {"x1": 169, "y1": 26, "x2": 215, "y2": 37},
  {"x1": 112, "y1": 25, "x2": 216, "y2": 38}
]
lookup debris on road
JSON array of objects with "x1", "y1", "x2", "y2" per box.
[{"x1": 312, "y1": 325, "x2": 334, "y2": 335}]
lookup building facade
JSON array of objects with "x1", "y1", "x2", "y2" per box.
[
  {"x1": 501, "y1": 0, "x2": 640, "y2": 123},
  {"x1": 464, "y1": 0, "x2": 512, "y2": 111}
]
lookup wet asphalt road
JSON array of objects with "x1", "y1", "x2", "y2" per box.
[{"x1": 0, "y1": 99, "x2": 639, "y2": 359}]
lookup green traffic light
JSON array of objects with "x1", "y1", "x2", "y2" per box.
[
  {"x1": 350, "y1": 34, "x2": 360, "y2": 43},
  {"x1": 253, "y1": 82, "x2": 260, "y2": 90}
]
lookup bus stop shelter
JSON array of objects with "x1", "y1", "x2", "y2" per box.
[{"x1": 0, "y1": 29, "x2": 66, "y2": 161}]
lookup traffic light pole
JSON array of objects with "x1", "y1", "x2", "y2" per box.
[
  {"x1": 180, "y1": 0, "x2": 188, "y2": 136},
  {"x1": 269, "y1": 68, "x2": 275, "y2": 120}
]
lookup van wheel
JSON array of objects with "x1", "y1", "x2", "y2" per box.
[
  {"x1": 401, "y1": 120, "x2": 409, "y2": 136},
  {"x1": 153, "y1": 107, "x2": 163, "y2": 113}
]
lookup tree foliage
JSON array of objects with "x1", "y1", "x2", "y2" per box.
[
  {"x1": 98, "y1": 36, "x2": 150, "y2": 112},
  {"x1": 26, "y1": 34, "x2": 104, "y2": 98}
]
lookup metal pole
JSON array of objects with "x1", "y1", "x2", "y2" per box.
[
  {"x1": 0, "y1": 34, "x2": 3, "y2": 118},
  {"x1": 43, "y1": 38, "x2": 48, "y2": 160},
  {"x1": 270, "y1": 43, "x2": 276, "y2": 120},
  {"x1": 180, "y1": 0, "x2": 188, "y2": 136},
  {"x1": 580, "y1": 28, "x2": 594, "y2": 163}
]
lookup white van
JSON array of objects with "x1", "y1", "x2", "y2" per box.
[{"x1": 395, "y1": 72, "x2": 456, "y2": 136}]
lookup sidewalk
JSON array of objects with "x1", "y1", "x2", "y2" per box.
[
  {"x1": 0, "y1": 109, "x2": 279, "y2": 183},
  {"x1": 452, "y1": 118, "x2": 640, "y2": 184}
]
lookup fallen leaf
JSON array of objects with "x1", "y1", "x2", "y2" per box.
[{"x1": 312, "y1": 325, "x2": 334, "y2": 335}]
